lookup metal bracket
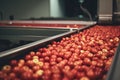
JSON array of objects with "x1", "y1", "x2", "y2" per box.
[{"x1": 98, "y1": 0, "x2": 113, "y2": 24}]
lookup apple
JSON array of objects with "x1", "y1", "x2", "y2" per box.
[
  {"x1": 35, "y1": 70, "x2": 44, "y2": 77},
  {"x1": 2, "y1": 65, "x2": 11, "y2": 73},
  {"x1": 10, "y1": 60, "x2": 17, "y2": 66}
]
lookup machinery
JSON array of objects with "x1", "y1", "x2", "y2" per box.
[
  {"x1": 0, "y1": 0, "x2": 120, "y2": 80},
  {"x1": 98, "y1": 0, "x2": 120, "y2": 24}
]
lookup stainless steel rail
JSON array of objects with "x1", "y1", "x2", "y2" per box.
[{"x1": 0, "y1": 25, "x2": 94, "y2": 60}]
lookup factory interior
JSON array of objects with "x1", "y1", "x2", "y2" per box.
[{"x1": 0, "y1": 0, "x2": 120, "y2": 80}]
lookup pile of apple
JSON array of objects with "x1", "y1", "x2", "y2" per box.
[{"x1": 0, "y1": 25, "x2": 120, "y2": 80}]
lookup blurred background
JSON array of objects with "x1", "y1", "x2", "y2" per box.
[{"x1": 0, "y1": 0, "x2": 97, "y2": 21}]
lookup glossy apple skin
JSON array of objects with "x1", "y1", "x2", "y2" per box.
[{"x1": 0, "y1": 25, "x2": 120, "y2": 80}]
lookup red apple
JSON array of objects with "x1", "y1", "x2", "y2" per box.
[{"x1": 2, "y1": 65, "x2": 11, "y2": 73}]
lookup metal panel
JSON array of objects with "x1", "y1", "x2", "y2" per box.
[
  {"x1": 0, "y1": 25, "x2": 93, "y2": 61},
  {"x1": 0, "y1": 27, "x2": 71, "y2": 52},
  {"x1": 98, "y1": 0, "x2": 113, "y2": 24},
  {"x1": 106, "y1": 43, "x2": 120, "y2": 80}
]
